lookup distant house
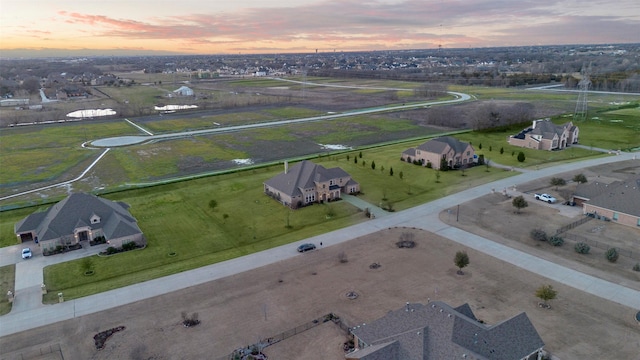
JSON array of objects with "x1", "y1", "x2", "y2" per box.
[
  {"x1": 173, "y1": 86, "x2": 194, "y2": 96},
  {"x1": 402, "y1": 136, "x2": 475, "y2": 170},
  {"x1": 347, "y1": 301, "x2": 544, "y2": 360},
  {"x1": 572, "y1": 179, "x2": 640, "y2": 228},
  {"x1": 508, "y1": 119, "x2": 579, "y2": 151},
  {"x1": 264, "y1": 160, "x2": 359, "y2": 209},
  {"x1": 14, "y1": 193, "x2": 144, "y2": 251}
]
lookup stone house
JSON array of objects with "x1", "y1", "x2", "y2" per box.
[
  {"x1": 264, "y1": 160, "x2": 359, "y2": 209},
  {"x1": 508, "y1": 119, "x2": 579, "y2": 151},
  {"x1": 402, "y1": 136, "x2": 475, "y2": 170},
  {"x1": 14, "y1": 193, "x2": 144, "y2": 251}
]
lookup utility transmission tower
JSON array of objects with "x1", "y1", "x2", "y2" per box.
[{"x1": 573, "y1": 63, "x2": 591, "y2": 122}]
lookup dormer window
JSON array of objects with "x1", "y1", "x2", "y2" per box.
[{"x1": 90, "y1": 214, "x2": 101, "y2": 224}]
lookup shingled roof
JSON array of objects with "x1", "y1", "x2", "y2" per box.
[
  {"x1": 264, "y1": 160, "x2": 351, "y2": 198},
  {"x1": 584, "y1": 179, "x2": 640, "y2": 217},
  {"x1": 15, "y1": 193, "x2": 142, "y2": 241},
  {"x1": 416, "y1": 136, "x2": 469, "y2": 155},
  {"x1": 348, "y1": 301, "x2": 543, "y2": 360}
]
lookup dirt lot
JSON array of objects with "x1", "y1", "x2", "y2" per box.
[{"x1": 1, "y1": 226, "x2": 639, "y2": 360}]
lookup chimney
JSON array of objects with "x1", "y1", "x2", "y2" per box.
[{"x1": 284, "y1": 161, "x2": 288, "y2": 174}]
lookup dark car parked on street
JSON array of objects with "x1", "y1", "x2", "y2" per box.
[{"x1": 297, "y1": 243, "x2": 316, "y2": 252}]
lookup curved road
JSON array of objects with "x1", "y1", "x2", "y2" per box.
[
  {"x1": 90, "y1": 85, "x2": 470, "y2": 147},
  {"x1": 1, "y1": 150, "x2": 639, "y2": 338}
]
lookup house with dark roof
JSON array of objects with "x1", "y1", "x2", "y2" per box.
[
  {"x1": 347, "y1": 301, "x2": 544, "y2": 360},
  {"x1": 508, "y1": 119, "x2": 578, "y2": 151},
  {"x1": 573, "y1": 179, "x2": 640, "y2": 228},
  {"x1": 14, "y1": 193, "x2": 144, "y2": 251},
  {"x1": 263, "y1": 160, "x2": 359, "y2": 209},
  {"x1": 402, "y1": 136, "x2": 475, "y2": 170}
]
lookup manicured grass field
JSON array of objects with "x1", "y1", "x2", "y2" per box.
[{"x1": 42, "y1": 166, "x2": 364, "y2": 302}]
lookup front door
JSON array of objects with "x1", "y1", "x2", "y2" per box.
[{"x1": 78, "y1": 231, "x2": 89, "y2": 241}]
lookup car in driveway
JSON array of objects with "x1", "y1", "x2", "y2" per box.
[
  {"x1": 297, "y1": 243, "x2": 316, "y2": 252},
  {"x1": 534, "y1": 193, "x2": 557, "y2": 203},
  {"x1": 21, "y1": 247, "x2": 32, "y2": 259}
]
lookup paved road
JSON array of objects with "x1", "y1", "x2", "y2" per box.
[
  {"x1": 90, "y1": 92, "x2": 471, "y2": 147},
  {"x1": 1, "y1": 150, "x2": 638, "y2": 338}
]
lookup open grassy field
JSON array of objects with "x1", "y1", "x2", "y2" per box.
[{"x1": 0, "y1": 121, "x2": 138, "y2": 187}]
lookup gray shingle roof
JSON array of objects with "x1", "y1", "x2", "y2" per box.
[
  {"x1": 14, "y1": 193, "x2": 142, "y2": 241},
  {"x1": 416, "y1": 136, "x2": 470, "y2": 155},
  {"x1": 349, "y1": 301, "x2": 543, "y2": 360},
  {"x1": 264, "y1": 160, "x2": 352, "y2": 197},
  {"x1": 585, "y1": 179, "x2": 640, "y2": 217}
]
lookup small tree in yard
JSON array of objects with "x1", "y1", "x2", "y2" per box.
[
  {"x1": 354, "y1": 157, "x2": 358, "y2": 164},
  {"x1": 530, "y1": 229, "x2": 548, "y2": 242},
  {"x1": 535, "y1": 284, "x2": 557, "y2": 308},
  {"x1": 399, "y1": 171, "x2": 403, "y2": 180},
  {"x1": 574, "y1": 242, "x2": 590, "y2": 254},
  {"x1": 512, "y1": 195, "x2": 528, "y2": 213},
  {"x1": 605, "y1": 248, "x2": 619, "y2": 263},
  {"x1": 517, "y1": 151, "x2": 526, "y2": 162},
  {"x1": 371, "y1": 161, "x2": 376, "y2": 170},
  {"x1": 549, "y1": 235, "x2": 564, "y2": 246},
  {"x1": 573, "y1": 173, "x2": 588, "y2": 183},
  {"x1": 208, "y1": 199, "x2": 218, "y2": 210},
  {"x1": 454, "y1": 251, "x2": 470, "y2": 275},
  {"x1": 359, "y1": 151, "x2": 363, "y2": 158},
  {"x1": 500, "y1": 147, "x2": 504, "y2": 154},
  {"x1": 550, "y1": 177, "x2": 566, "y2": 190},
  {"x1": 389, "y1": 167, "x2": 394, "y2": 176},
  {"x1": 435, "y1": 170, "x2": 441, "y2": 183}
]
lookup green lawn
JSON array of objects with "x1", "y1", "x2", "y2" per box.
[
  {"x1": 0, "y1": 265, "x2": 15, "y2": 315},
  {"x1": 42, "y1": 166, "x2": 365, "y2": 302}
]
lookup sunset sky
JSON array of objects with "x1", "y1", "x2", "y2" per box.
[{"x1": 1, "y1": 0, "x2": 639, "y2": 56}]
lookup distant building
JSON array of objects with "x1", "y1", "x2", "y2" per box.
[
  {"x1": 508, "y1": 119, "x2": 578, "y2": 151},
  {"x1": 264, "y1": 160, "x2": 359, "y2": 209},
  {"x1": 0, "y1": 98, "x2": 29, "y2": 107},
  {"x1": 173, "y1": 86, "x2": 194, "y2": 96},
  {"x1": 347, "y1": 301, "x2": 545, "y2": 360},
  {"x1": 402, "y1": 136, "x2": 475, "y2": 170}
]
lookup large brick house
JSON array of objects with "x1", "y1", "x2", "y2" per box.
[
  {"x1": 347, "y1": 301, "x2": 545, "y2": 360},
  {"x1": 572, "y1": 179, "x2": 640, "y2": 228},
  {"x1": 264, "y1": 160, "x2": 359, "y2": 209},
  {"x1": 14, "y1": 192, "x2": 144, "y2": 251},
  {"x1": 508, "y1": 119, "x2": 579, "y2": 151},
  {"x1": 402, "y1": 136, "x2": 475, "y2": 170}
]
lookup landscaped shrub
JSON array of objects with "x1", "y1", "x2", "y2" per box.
[
  {"x1": 574, "y1": 242, "x2": 590, "y2": 254},
  {"x1": 425, "y1": 161, "x2": 432, "y2": 168},
  {"x1": 122, "y1": 241, "x2": 137, "y2": 251},
  {"x1": 517, "y1": 151, "x2": 526, "y2": 162},
  {"x1": 549, "y1": 235, "x2": 564, "y2": 246},
  {"x1": 605, "y1": 248, "x2": 619, "y2": 263},
  {"x1": 633, "y1": 263, "x2": 640, "y2": 272},
  {"x1": 106, "y1": 246, "x2": 118, "y2": 255},
  {"x1": 530, "y1": 228, "x2": 548, "y2": 242}
]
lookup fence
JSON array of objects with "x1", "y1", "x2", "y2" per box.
[
  {"x1": 2, "y1": 343, "x2": 63, "y2": 360},
  {"x1": 219, "y1": 313, "x2": 349, "y2": 360},
  {"x1": 562, "y1": 233, "x2": 640, "y2": 260},
  {"x1": 555, "y1": 215, "x2": 593, "y2": 235}
]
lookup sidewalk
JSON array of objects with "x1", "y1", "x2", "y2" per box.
[{"x1": 1, "y1": 151, "x2": 638, "y2": 338}]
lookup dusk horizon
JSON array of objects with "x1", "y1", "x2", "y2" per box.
[{"x1": 2, "y1": 0, "x2": 639, "y2": 58}]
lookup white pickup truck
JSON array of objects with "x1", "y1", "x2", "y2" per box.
[{"x1": 534, "y1": 193, "x2": 557, "y2": 203}]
